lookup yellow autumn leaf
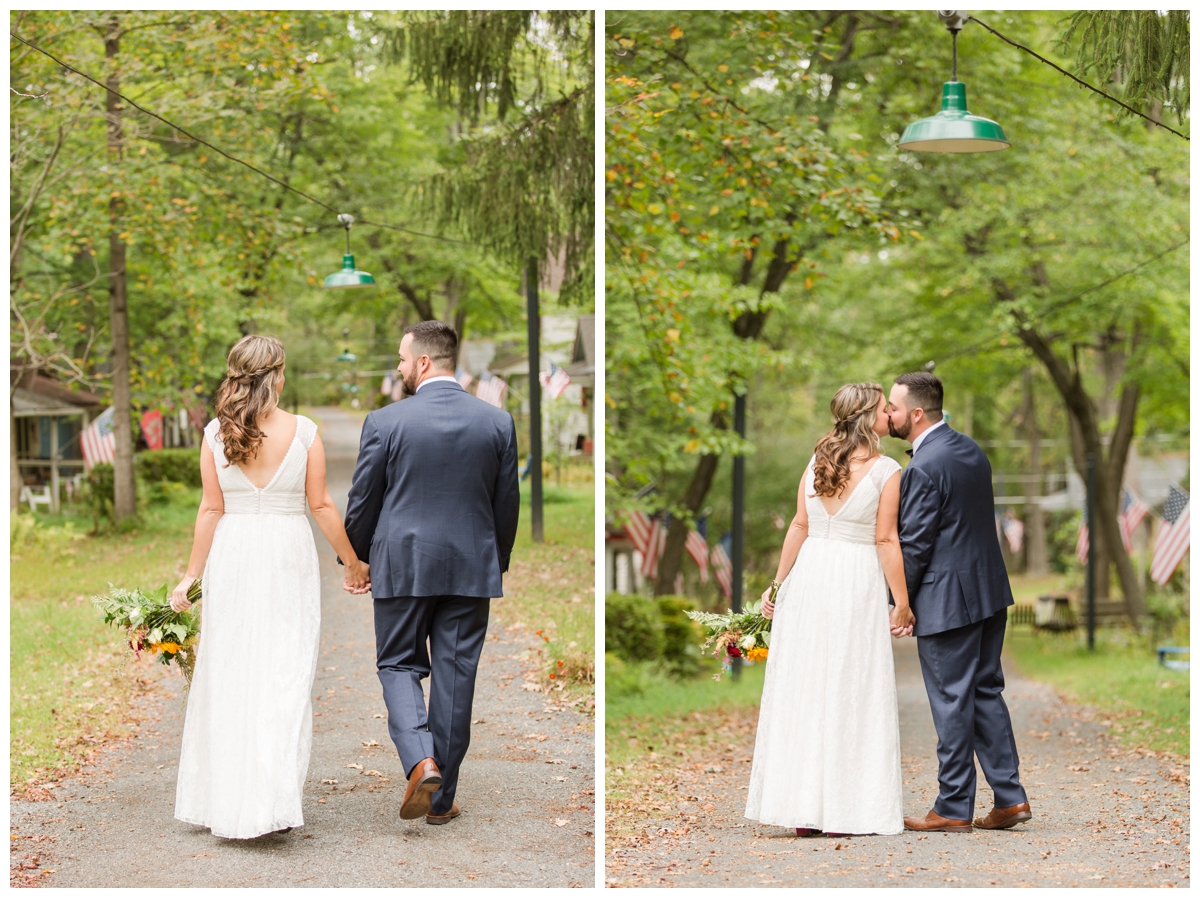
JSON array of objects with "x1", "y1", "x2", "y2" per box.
[
  {"x1": 669, "y1": 25, "x2": 683, "y2": 40},
  {"x1": 685, "y1": 438, "x2": 701, "y2": 453},
  {"x1": 709, "y1": 205, "x2": 720, "y2": 216}
]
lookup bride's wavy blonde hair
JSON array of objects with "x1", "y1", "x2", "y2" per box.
[
  {"x1": 213, "y1": 335, "x2": 286, "y2": 466},
  {"x1": 811, "y1": 382, "x2": 884, "y2": 498}
]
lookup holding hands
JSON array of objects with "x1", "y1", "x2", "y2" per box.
[
  {"x1": 343, "y1": 559, "x2": 371, "y2": 595},
  {"x1": 889, "y1": 603, "x2": 915, "y2": 638}
]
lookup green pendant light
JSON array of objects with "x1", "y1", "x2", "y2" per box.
[
  {"x1": 323, "y1": 213, "x2": 376, "y2": 288},
  {"x1": 899, "y1": 11, "x2": 1010, "y2": 154}
]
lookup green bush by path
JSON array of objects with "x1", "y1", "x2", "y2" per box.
[
  {"x1": 604, "y1": 592, "x2": 702, "y2": 676},
  {"x1": 135, "y1": 448, "x2": 203, "y2": 488},
  {"x1": 1005, "y1": 626, "x2": 1189, "y2": 757}
]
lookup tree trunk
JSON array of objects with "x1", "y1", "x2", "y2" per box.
[
  {"x1": 1022, "y1": 369, "x2": 1049, "y2": 576},
  {"x1": 105, "y1": 17, "x2": 137, "y2": 522},
  {"x1": 11, "y1": 411, "x2": 22, "y2": 511},
  {"x1": 1019, "y1": 326, "x2": 1144, "y2": 622},
  {"x1": 654, "y1": 451, "x2": 721, "y2": 596}
]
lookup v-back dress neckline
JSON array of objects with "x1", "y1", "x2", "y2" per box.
[
  {"x1": 235, "y1": 421, "x2": 300, "y2": 492},
  {"x1": 817, "y1": 456, "x2": 884, "y2": 519}
]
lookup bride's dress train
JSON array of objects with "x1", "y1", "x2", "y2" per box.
[
  {"x1": 174, "y1": 416, "x2": 322, "y2": 839},
  {"x1": 744, "y1": 455, "x2": 904, "y2": 835}
]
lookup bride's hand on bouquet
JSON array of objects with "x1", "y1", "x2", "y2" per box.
[
  {"x1": 343, "y1": 560, "x2": 371, "y2": 595},
  {"x1": 170, "y1": 575, "x2": 196, "y2": 613},
  {"x1": 889, "y1": 603, "x2": 915, "y2": 638},
  {"x1": 760, "y1": 587, "x2": 775, "y2": 620}
]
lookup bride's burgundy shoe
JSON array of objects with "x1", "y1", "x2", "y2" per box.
[{"x1": 795, "y1": 827, "x2": 821, "y2": 837}]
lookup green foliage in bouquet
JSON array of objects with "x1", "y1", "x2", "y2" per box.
[
  {"x1": 91, "y1": 580, "x2": 202, "y2": 688},
  {"x1": 686, "y1": 601, "x2": 771, "y2": 679}
]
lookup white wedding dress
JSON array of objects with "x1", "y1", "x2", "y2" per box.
[
  {"x1": 175, "y1": 416, "x2": 322, "y2": 839},
  {"x1": 745, "y1": 454, "x2": 904, "y2": 835}
]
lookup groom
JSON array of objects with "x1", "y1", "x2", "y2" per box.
[
  {"x1": 887, "y1": 372, "x2": 1031, "y2": 833},
  {"x1": 343, "y1": 320, "x2": 520, "y2": 825}
]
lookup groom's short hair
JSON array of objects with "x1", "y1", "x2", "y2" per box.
[
  {"x1": 894, "y1": 372, "x2": 944, "y2": 422},
  {"x1": 404, "y1": 320, "x2": 458, "y2": 371}
]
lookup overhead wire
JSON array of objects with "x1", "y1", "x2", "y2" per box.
[
  {"x1": 9, "y1": 29, "x2": 472, "y2": 245},
  {"x1": 968, "y1": 15, "x2": 1190, "y2": 142}
]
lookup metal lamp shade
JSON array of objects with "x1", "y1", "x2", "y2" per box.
[
  {"x1": 323, "y1": 253, "x2": 376, "y2": 288},
  {"x1": 899, "y1": 82, "x2": 1009, "y2": 153}
]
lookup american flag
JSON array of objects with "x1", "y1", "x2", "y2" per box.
[
  {"x1": 475, "y1": 370, "x2": 506, "y2": 408},
  {"x1": 455, "y1": 366, "x2": 474, "y2": 390},
  {"x1": 1075, "y1": 506, "x2": 1089, "y2": 566},
  {"x1": 711, "y1": 532, "x2": 733, "y2": 601},
  {"x1": 684, "y1": 516, "x2": 709, "y2": 583},
  {"x1": 640, "y1": 516, "x2": 665, "y2": 579},
  {"x1": 1150, "y1": 485, "x2": 1190, "y2": 585},
  {"x1": 1118, "y1": 489, "x2": 1150, "y2": 553},
  {"x1": 539, "y1": 360, "x2": 572, "y2": 400},
  {"x1": 81, "y1": 407, "x2": 116, "y2": 469},
  {"x1": 624, "y1": 509, "x2": 661, "y2": 579}
]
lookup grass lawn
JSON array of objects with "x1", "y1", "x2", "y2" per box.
[
  {"x1": 1005, "y1": 626, "x2": 1189, "y2": 757},
  {"x1": 493, "y1": 482, "x2": 595, "y2": 708},
  {"x1": 1003, "y1": 572, "x2": 1189, "y2": 757},
  {"x1": 11, "y1": 491, "x2": 201, "y2": 788}
]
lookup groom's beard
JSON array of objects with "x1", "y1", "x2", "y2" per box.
[
  {"x1": 888, "y1": 412, "x2": 913, "y2": 441},
  {"x1": 401, "y1": 368, "x2": 419, "y2": 396}
]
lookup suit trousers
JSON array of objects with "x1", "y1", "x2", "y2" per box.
[
  {"x1": 916, "y1": 607, "x2": 1027, "y2": 821},
  {"x1": 373, "y1": 595, "x2": 490, "y2": 815}
]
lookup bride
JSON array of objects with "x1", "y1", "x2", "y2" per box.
[
  {"x1": 168, "y1": 335, "x2": 369, "y2": 839},
  {"x1": 744, "y1": 382, "x2": 915, "y2": 837}
]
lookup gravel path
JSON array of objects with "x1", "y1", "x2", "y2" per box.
[
  {"x1": 11, "y1": 407, "x2": 595, "y2": 888},
  {"x1": 605, "y1": 635, "x2": 1189, "y2": 887}
]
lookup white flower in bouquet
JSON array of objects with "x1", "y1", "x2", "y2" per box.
[{"x1": 740, "y1": 634, "x2": 757, "y2": 651}]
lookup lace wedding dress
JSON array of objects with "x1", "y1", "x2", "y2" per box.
[
  {"x1": 745, "y1": 454, "x2": 904, "y2": 835},
  {"x1": 175, "y1": 416, "x2": 322, "y2": 839}
]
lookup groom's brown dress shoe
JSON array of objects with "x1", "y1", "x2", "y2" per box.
[
  {"x1": 400, "y1": 758, "x2": 442, "y2": 820},
  {"x1": 903, "y1": 810, "x2": 972, "y2": 832},
  {"x1": 426, "y1": 802, "x2": 461, "y2": 825},
  {"x1": 974, "y1": 802, "x2": 1032, "y2": 829}
]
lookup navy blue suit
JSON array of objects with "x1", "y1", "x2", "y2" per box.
[
  {"x1": 343, "y1": 379, "x2": 520, "y2": 814},
  {"x1": 899, "y1": 424, "x2": 1026, "y2": 820}
]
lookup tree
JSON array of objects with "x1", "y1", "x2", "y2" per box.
[{"x1": 376, "y1": 11, "x2": 595, "y2": 300}]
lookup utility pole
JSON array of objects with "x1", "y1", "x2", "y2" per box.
[
  {"x1": 731, "y1": 391, "x2": 747, "y2": 679},
  {"x1": 526, "y1": 257, "x2": 543, "y2": 542}
]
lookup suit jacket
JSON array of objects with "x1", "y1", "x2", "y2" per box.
[
  {"x1": 899, "y1": 425, "x2": 1013, "y2": 636},
  {"x1": 343, "y1": 379, "x2": 520, "y2": 599}
]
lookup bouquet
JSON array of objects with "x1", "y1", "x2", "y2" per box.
[
  {"x1": 685, "y1": 601, "x2": 771, "y2": 679},
  {"x1": 91, "y1": 580, "x2": 202, "y2": 688}
]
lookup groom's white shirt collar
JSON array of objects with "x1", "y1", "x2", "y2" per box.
[
  {"x1": 911, "y1": 418, "x2": 948, "y2": 455},
  {"x1": 415, "y1": 375, "x2": 460, "y2": 393}
]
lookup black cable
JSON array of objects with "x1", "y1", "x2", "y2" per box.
[
  {"x1": 968, "y1": 15, "x2": 1189, "y2": 142},
  {"x1": 10, "y1": 29, "x2": 471, "y2": 245},
  {"x1": 937, "y1": 236, "x2": 1189, "y2": 363}
]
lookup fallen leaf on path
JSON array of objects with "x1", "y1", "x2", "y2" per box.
[
  {"x1": 345, "y1": 763, "x2": 364, "y2": 771},
  {"x1": 554, "y1": 819, "x2": 568, "y2": 827},
  {"x1": 371, "y1": 713, "x2": 386, "y2": 719}
]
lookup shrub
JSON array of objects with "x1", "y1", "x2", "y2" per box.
[
  {"x1": 606, "y1": 653, "x2": 654, "y2": 698},
  {"x1": 605, "y1": 592, "x2": 664, "y2": 662},
  {"x1": 135, "y1": 449, "x2": 202, "y2": 488},
  {"x1": 655, "y1": 595, "x2": 702, "y2": 676},
  {"x1": 84, "y1": 462, "x2": 116, "y2": 529}
]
